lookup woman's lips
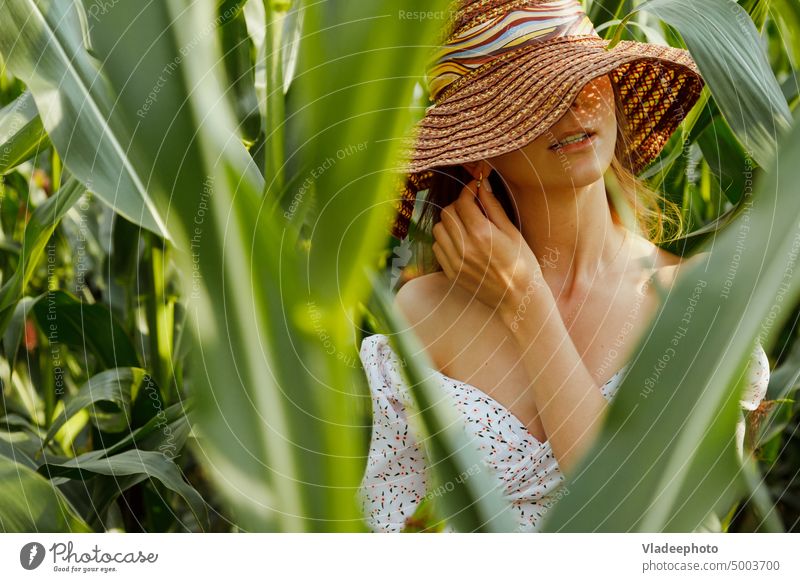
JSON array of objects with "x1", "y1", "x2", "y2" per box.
[{"x1": 549, "y1": 131, "x2": 598, "y2": 153}]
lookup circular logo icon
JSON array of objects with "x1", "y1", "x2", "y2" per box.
[{"x1": 20, "y1": 542, "x2": 46, "y2": 570}]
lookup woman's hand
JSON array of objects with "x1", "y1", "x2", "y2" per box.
[
  {"x1": 432, "y1": 176, "x2": 609, "y2": 474},
  {"x1": 431, "y1": 176, "x2": 553, "y2": 326}
]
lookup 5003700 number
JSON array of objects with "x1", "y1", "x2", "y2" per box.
[{"x1": 730, "y1": 560, "x2": 780, "y2": 571}]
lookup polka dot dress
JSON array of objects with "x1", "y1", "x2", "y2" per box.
[{"x1": 356, "y1": 333, "x2": 770, "y2": 533}]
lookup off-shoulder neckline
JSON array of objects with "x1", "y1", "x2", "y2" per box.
[
  {"x1": 364, "y1": 333, "x2": 628, "y2": 448},
  {"x1": 424, "y1": 364, "x2": 628, "y2": 448}
]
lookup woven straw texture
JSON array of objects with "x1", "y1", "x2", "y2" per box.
[{"x1": 387, "y1": 0, "x2": 704, "y2": 240}]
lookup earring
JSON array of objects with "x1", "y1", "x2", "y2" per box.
[{"x1": 477, "y1": 171, "x2": 483, "y2": 190}]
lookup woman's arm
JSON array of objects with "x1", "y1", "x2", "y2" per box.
[
  {"x1": 497, "y1": 286, "x2": 608, "y2": 475},
  {"x1": 499, "y1": 251, "x2": 718, "y2": 473},
  {"x1": 431, "y1": 177, "x2": 609, "y2": 476}
]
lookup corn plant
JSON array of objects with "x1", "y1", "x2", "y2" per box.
[{"x1": 0, "y1": 0, "x2": 797, "y2": 533}]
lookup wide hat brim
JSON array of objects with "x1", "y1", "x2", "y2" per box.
[{"x1": 389, "y1": 34, "x2": 704, "y2": 240}]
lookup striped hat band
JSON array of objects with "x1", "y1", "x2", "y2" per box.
[{"x1": 426, "y1": 0, "x2": 598, "y2": 102}]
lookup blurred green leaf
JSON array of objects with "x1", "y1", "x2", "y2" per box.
[
  {"x1": 39, "y1": 449, "x2": 208, "y2": 529},
  {"x1": 218, "y1": 0, "x2": 261, "y2": 143},
  {"x1": 639, "y1": 0, "x2": 792, "y2": 166},
  {"x1": 696, "y1": 117, "x2": 748, "y2": 204},
  {"x1": 1, "y1": 294, "x2": 43, "y2": 390},
  {"x1": 31, "y1": 290, "x2": 140, "y2": 372},
  {"x1": 0, "y1": 430, "x2": 39, "y2": 469},
  {"x1": 0, "y1": 90, "x2": 49, "y2": 174},
  {"x1": 0, "y1": 178, "x2": 85, "y2": 334},
  {"x1": 0, "y1": 455, "x2": 91, "y2": 532},
  {"x1": 771, "y1": 0, "x2": 800, "y2": 69},
  {"x1": 87, "y1": 0, "x2": 453, "y2": 532},
  {"x1": 590, "y1": 0, "x2": 629, "y2": 31},
  {"x1": 740, "y1": 453, "x2": 784, "y2": 531},
  {"x1": 88, "y1": 0, "x2": 291, "y2": 531},
  {"x1": 291, "y1": 1, "x2": 451, "y2": 309},
  {"x1": 0, "y1": 0, "x2": 170, "y2": 238},
  {"x1": 42, "y1": 367, "x2": 148, "y2": 448},
  {"x1": 740, "y1": 0, "x2": 770, "y2": 30}
]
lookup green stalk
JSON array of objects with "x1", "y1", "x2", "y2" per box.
[
  {"x1": 41, "y1": 240, "x2": 59, "y2": 427},
  {"x1": 590, "y1": 0, "x2": 629, "y2": 32},
  {"x1": 262, "y1": 0, "x2": 286, "y2": 196},
  {"x1": 50, "y1": 147, "x2": 61, "y2": 193},
  {"x1": 143, "y1": 233, "x2": 174, "y2": 404},
  {"x1": 38, "y1": 324, "x2": 55, "y2": 428}
]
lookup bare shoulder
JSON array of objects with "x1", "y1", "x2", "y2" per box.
[
  {"x1": 393, "y1": 271, "x2": 453, "y2": 326},
  {"x1": 393, "y1": 271, "x2": 500, "y2": 359},
  {"x1": 394, "y1": 270, "x2": 487, "y2": 327},
  {"x1": 393, "y1": 271, "x2": 460, "y2": 360}
]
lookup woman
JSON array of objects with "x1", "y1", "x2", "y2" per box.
[{"x1": 358, "y1": 0, "x2": 769, "y2": 533}]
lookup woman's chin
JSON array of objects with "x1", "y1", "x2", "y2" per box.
[{"x1": 557, "y1": 160, "x2": 608, "y2": 188}]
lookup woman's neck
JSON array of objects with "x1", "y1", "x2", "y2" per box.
[{"x1": 504, "y1": 175, "x2": 630, "y2": 300}]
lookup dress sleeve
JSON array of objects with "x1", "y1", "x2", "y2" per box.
[
  {"x1": 356, "y1": 334, "x2": 430, "y2": 532},
  {"x1": 735, "y1": 341, "x2": 770, "y2": 459}
]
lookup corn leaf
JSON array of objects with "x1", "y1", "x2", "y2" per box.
[
  {"x1": 39, "y1": 449, "x2": 208, "y2": 529},
  {"x1": 639, "y1": 0, "x2": 792, "y2": 166},
  {"x1": 42, "y1": 367, "x2": 148, "y2": 448},
  {"x1": 0, "y1": 455, "x2": 91, "y2": 532},
  {"x1": 0, "y1": 0, "x2": 173, "y2": 238},
  {"x1": 0, "y1": 178, "x2": 85, "y2": 333},
  {"x1": 0, "y1": 90, "x2": 49, "y2": 174}
]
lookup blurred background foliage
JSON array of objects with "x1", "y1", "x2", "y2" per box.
[{"x1": 0, "y1": 0, "x2": 796, "y2": 532}]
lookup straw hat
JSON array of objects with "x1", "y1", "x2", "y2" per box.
[{"x1": 388, "y1": 0, "x2": 704, "y2": 240}]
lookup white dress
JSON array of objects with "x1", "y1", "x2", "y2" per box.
[{"x1": 356, "y1": 333, "x2": 770, "y2": 533}]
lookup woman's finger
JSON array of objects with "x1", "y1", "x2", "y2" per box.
[
  {"x1": 454, "y1": 179, "x2": 494, "y2": 237},
  {"x1": 432, "y1": 241, "x2": 456, "y2": 281},
  {"x1": 477, "y1": 177, "x2": 517, "y2": 236},
  {"x1": 432, "y1": 220, "x2": 462, "y2": 274},
  {"x1": 439, "y1": 203, "x2": 467, "y2": 256}
]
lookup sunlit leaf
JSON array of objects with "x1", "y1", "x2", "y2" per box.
[
  {"x1": 0, "y1": 0, "x2": 170, "y2": 237},
  {"x1": 0, "y1": 90, "x2": 49, "y2": 174},
  {"x1": 639, "y1": 0, "x2": 791, "y2": 165}
]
